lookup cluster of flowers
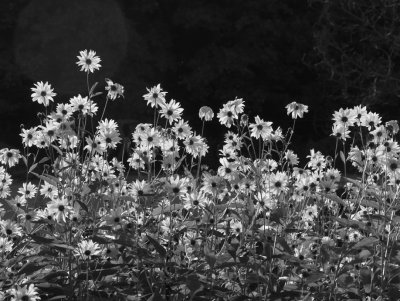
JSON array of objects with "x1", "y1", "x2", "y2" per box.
[{"x1": 0, "y1": 50, "x2": 399, "y2": 300}]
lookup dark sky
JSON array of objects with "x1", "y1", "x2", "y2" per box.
[{"x1": 5, "y1": 0, "x2": 392, "y2": 165}]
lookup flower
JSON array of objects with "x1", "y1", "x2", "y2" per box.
[
  {"x1": 160, "y1": 99, "x2": 184, "y2": 125},
  {"x1": 74, "y1": 239, "x2": 102, "y2": 259},
  {"x1": 199, "y1": 106, "x2": 214, "y2": 121},
  {"x1": 332, "y1": 108, "x2": 357, "y2": 128},
  {"x1": 217, "y1": 104, "x2": 237, "y2": 128},
  {"x1": 47, "y1": 197, "x2": 73, "y2": 223},
  {"x1": 0, "y1": 219, "x2": 22, "y2": 237},
  {"x1": 8, "y1": 284, "x2": 41, "y2": 301},
  {"x1": 18, "y1": 182, "x2": 37, "y2": 200},
  {"x1": 285, "y1": 102, "x2": 308, "y2": 119},
  {"x1": 143, "y1": 84, "x2": 167, "y2": 108},
  {"x1": 76, "y1": 49, "x2": 101, "y2": 73},
  {"x1": 249, "y1": 116, "x2": 273, "y2": 140},
  {"x1": 70, "y1": 94, "x2": 98, "y2": 116},
  {"x1": 20, "y1": 127, "x2": 39, "y2": 148},
  {"x1": 31, "y1": 81, "x2": 56, "y2": 107},
  {"x1": 0, "y1": 148, "x2": 21, "y2": 167},
  {"x1": 105, "y1": 78, "x2": 124, "y2": 100}
]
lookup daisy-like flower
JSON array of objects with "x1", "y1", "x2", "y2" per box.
[
  {"x1": 0, "y1": 219, "x2": 22, "y2": 237},
  {"x1": 267, "y1": 171, "x2": 288, "y2": 195},
  {"x1": 285, "y1": 150, "x2": 299, "y2": 166},
  {"x1": 360, "y1": 112, "x2": 382, "y2": 130},
  {"x1": 84, "y1": 136, "x2": 106, "y2": 155},
  {"x1": 249, "y1": 116, "x2": 273, "y2": 140},
  {"x1": 40, "y1": 182, "x2": 58, "y2": 199},
  {"x1": 173, "y1": 119, "x2": 192, "y2": 140},
  {"x1": 199, "y1": 106, "x2": 214, "y2": 121},
  {"x1": 160, "y1": 99, "x2": 184, "y2": 125},
  {"x1": 102, "y1": 207, "x2": 127, "y2": 228},
  {"x1": 165, "y1": 175, "x2": 188, "y2": 198},
  {"x1": 230, "y1": 219, "x2": 243, "y2": 235},
  {"x1": 302, "y1": 204, "x2": 318, "y2": 222},
  {"x1": 254, "y1": 191, "x2": 277, "y2": 214},
  {"x1": 105, "y1": 78, "x2": 124, "y2": 100},
  {"x1": 141, "y1": 128, "x2": 161, "y2": 149},
  {"x1": 285, "y1": 102, "x2": 308, "y2": 119},
  {"x1": 31, "y1": 81, "x2": 56, "y2": 107},
  {"x1": 218, "y1": 157, "x2": 239, "y2": 181},
  {"x1": 217, "y1": 104, "x2": 237, "y2": 128},
  {"x1": 56, "y1": 103, "x2": 74, "y2": 118},
  {"x1": 20, "y1": 127, "x2": 39, "y2": 148},
  {"x1": 227, "y1": 98, "x2": 245, "y2": 115},
  {"x1": 201, "y1": 173, "x2": 224, "y2": 195},
  {"x1": 386, "y1": 120, "x2": 399, "y2": 134},
  {"x1": 183, "y1": 190, "x2": 208, "y2": 210},
  {"x1": 76, "y1": 49, "x2": 101, "y2": 73},
  {"x1": 127, "y1": 151, "x2": 146, "y2": 170},
  {"x1": 0, "y1": 148, "x2": 21, "y2": 168},
  {"x1": 332, "y1": 108, "x2": 357, "y2": 128},
  {"x1": 98, "y1": 129, "x2": 121, "y2": 149},
  {"x1": 8, "y1": 284, "x2": 41, "y2": 301},
  {"x1": 370, "y1": 125, "x2": 387, "y2": 143},
  {"x1": 129, "y1": 179, "x2": 152, "y2": 198},
  {"x1": 0, "y1": 236, "x2": 13, "y2": 255},
  {"x1": 74, "y1": 239, "x2": 102, "y2": 259},
  {"x1": 331, "y1": 124, "x2": 351, "y2": 141},
  {"x1": 143, "y1": 84, "x2": 167, "y2": 108},
  {"x1": 70, "y1": 94, "x2": 98, "y2": 116},
  {"x1": 18, "y1": 182, "x2": 37, "y2": 200},
  {"x1": 47, "y1": 197, "x2": 73, "y2": 223},
  {"x1": 351, "y1": 105, "x2": 368, "y2": 125},
  {"x1": 184, "y1": 135, "x2": 208, "y2": 158}
]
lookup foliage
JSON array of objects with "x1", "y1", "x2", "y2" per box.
[{"x1": 1, "y1": 51, "x2": 400, "y2": 301}]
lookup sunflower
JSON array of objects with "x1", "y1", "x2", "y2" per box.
[
  {"x1": 105, "y1": 78, "x2": 124, "y2": 100},
  {"x1": 160, "y1": 99, "x2": 184, "y2": 125},
  {"x1": 74, "y1": 239, "x2": 102, "y2": 260},
  {"x1": 31, "y1": 81, "x2": 56, "y2": 107},
  {"x1": 76, "y1": 49, "x2": 101, "y2": 73},
  {"x1": 8, "y1": 284, "x2": 41, "y2": 301},
  {"x1": 143, "y1": 84, "x2": 167, "y2": 108},
  {"x1": 285, "y1": 101, "x2": 309, "y2": 119},
  {"x1": 0, "y1": 148, "x2": 21, "y2": 168}
]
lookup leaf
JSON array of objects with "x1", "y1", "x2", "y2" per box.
[
  {"x1": 360, "y1": 267, "x2": 372, "y2": 293},
  {"x1": 30, "y1": 234, "x2": 54, "y2": 244},
  {"x1": 147, "y1": 291, "x2": 166, "y2": 301},
  {"x1": 325, "y1": 193, "x2": 346, "y2": 206},
  {"x1": 89, "y1": 81, "x2": 99, "y2": 96},
  {"x1": 50, "y1": 243, "x2": 74, "y2": 250},
  {"x1": 47, "y1": 296, "x2": 67, "y2": 301},
  {"x1": 340, "y1": 151, "x2": 346, "y2": 163},
  {"x1": 76, "y1": 200, "x2": 88, "y2": 212},
  {"x1": 31, "y1": 172, "x2": 58, "y2": 187},
  {"x1": 22, "y1": 155, "x2": 28, "y2": 167},
  {"x1": 146, "y1": 235, "x2": 166, "y2": 258},
  {"x1": 51, "y1": 144, "x2": 64, "y2": 156},
  {"x1": 28, "y1": 163, "x2": 38, "y2": 173},
  {"x1": 38, "y1": 156, "x2": 50, "y2": 164},
  {"x1": 353, "y1": 237, "x2": 379, "y2": 249},
  {"x1": 204, "y1": 245, "x2": 216, "y2": 268},
  {"x1": 18, "y1": 262, "x2": 46, "y2": 275}
]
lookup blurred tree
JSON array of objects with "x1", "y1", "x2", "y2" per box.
[{"x1": 310, "y1": 0, "x2": 400, "y2": 111}]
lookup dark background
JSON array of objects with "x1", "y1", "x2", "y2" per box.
[{"x1": 2, "y1": 0, "x2": 400, "y2": 166}]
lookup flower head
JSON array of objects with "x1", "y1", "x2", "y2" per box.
[
  {"x1": 31, "y1": 81, "x2": 56, "y2": 107},
  {"x1": 8, "y1": 284, "x2": 41, "y2": 301},
  {"x1": 286, "y1": 102, "x2": 308, "y2": 119},
  {"x1": 105, "y1": 78, "x2": 124, "y2": 100},
  {"x1": 76, "y1": 49, "x2": 101, "y2": 73},
  {"x1": 143, "y1": 84, "x2": 167, "y2": 108},
  {"x1": 199, "y1": 106, "x2": 214, "y2": 121}
]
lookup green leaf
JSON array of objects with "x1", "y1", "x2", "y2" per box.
[
  {"x1": 76, "y1": 199, "x2": 88, "y2": 212},
  {"x1": 340, "y1": 151, "x2": 346, "y2": 163},
  {"x1": 51, "y1": 144, "x2": 64, "y2": 156},
  {"x1": 30, "y1": 234, "x2": 54, "y2": 244},
  {"x1": 204, "y1": 246, "x2": 216, "y2": 268},
  {"x1": 38, "y1": 156, "x2": 50, "y2": 164},
  {"x1": 146, "y1": 235, "x2": 166, "y2": 258},
  {"x1": 147, "y1": 291, "x2": 166, "y2": 301},
  {"x1": 31, "y1": 172, "x2": 58, "y2": 187},
  {"x1": 353, "y1": 237, "x2": 379, "y2": 249},
  {"x1": 28, "y1": 163, "x2": 38, "y2": 173}
]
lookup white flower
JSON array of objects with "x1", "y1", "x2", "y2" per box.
[
  {"x1": 31, "y1": 81, "x2": 56, "y2": 107},
  {"x1": 76, "y1": 49, "x2": 101, "y2": 73}
]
